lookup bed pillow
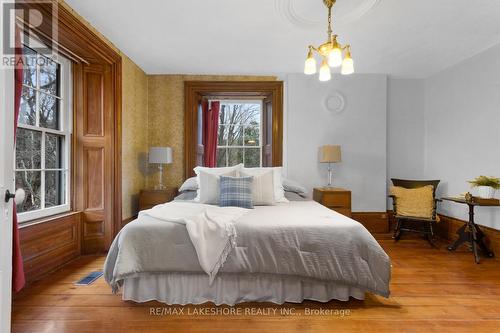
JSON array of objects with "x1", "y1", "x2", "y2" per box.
[
  {"x1": 194, "y1": 164, "x2": 243, "y2": 201},
  {"x1": 219, "y1": 176, "x2": 254, "y2": 209},
  {"x1": 241, "y1": 167, "x2": 288, "y2": 203},
  {"x1": 198, "y1": 170, "x2": 237, "y2": 204},
  {"x1": 282, "y1": 178, "x2": 308, "y2": 197},
  {"x1": 179, "y1": 177, "x2": 198, "y2": 192},
  {"x1": 390, "y1": 185, "x2": 435, "y2": 219},
  {"x1": 240, "y1": 169, "x2": 275, "y2": 205}
]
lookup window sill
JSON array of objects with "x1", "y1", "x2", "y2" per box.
[{"x1": 19, "y1": 211, "x2": 81, "y2": 229}]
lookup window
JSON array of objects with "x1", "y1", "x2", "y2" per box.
[
  {"x1": 15, "y1": 38, "x2": 72, "y2": 223},
  {"x1": 216, "y1": 101, "x2": 262, "y2": 168}
]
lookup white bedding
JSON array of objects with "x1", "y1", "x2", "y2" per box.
[
  {"x1": 104, "y1": 200, "x2": 391, "y2": 300},
  {"x1": 141, "y1": 202, "x2": 249, "y2": 283}
]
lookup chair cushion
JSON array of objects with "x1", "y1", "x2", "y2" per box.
[
  {"x1": 219, "y1": 176, "x2": 254, "y2": 209},
  {"x1": 391, "y1": 185, "x2": 435, "y2": 219}
]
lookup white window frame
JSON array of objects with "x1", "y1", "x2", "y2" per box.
[
  {"x1": 216, "y1": 100, "x2": 263, "y2": 167},
  {"x1": 15, "y1": 36, "x2": 72, "y2": 223}
]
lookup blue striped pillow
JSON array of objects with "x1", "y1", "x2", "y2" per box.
[{"x1": 219, "y1": 176, "x2": 254, "y2": 209}]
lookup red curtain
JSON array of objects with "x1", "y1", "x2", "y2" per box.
[
  {"x1": 12, "y1": 26, "x2": 25, "y2": 292},
  {"x1": 203, "y1": 101, "x2": 220, "y2": 167}
]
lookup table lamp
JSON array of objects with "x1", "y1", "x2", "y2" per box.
[
  {"x1": 149, "y1": 147, "x2": 173, "y2": 189},
  {"x1": 319, "y1": 145, "x2": 341, "y2": 187}
]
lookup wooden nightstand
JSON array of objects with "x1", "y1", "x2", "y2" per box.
[
  {"x1": 313, "y1": 187, "x2": 352, "y2": 217},
  {"x1": 138, "y1": 188, "x2": 178, "y2": 211}
]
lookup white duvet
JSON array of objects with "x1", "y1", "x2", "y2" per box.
[
  {"x1": 141, "y1": 202, "x2": 249, "y2": 283},
  {"x1": 104, "y1": 200, "x2": 391, "y2": 297}
]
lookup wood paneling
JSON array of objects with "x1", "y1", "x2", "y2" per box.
[
  {"x1": 84, "y1": 147, "x2": 105, "y2": 210},
  {"x1": 17, "y1": 1, "x2": 123, "y2": 254},
  {"x1": 19, "y1": 212, "x2": 81, "y2": 283},
  {"x1": 352, "y1": 212, "x2": 390, "y2": 234},
  {"x1": 12, "y1": 238, "x2": 500, "y2": 333},
  {"x1": 84, "y1": 72, "x2": 104, "y2": 136},
  {"x1": 184, "y1": 81, "x2": 283, "y2": 178},
  {"x1": 76, "y1": 63, "x2": 114, "y2": 254}
]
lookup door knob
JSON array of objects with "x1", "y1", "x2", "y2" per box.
[{"x1": 4, "y1": 188, "x2": 25, "y2": 205}]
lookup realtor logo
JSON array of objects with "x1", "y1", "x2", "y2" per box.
[{"x1": 2, "y1": 0, "x2": 58, "y2": 56}]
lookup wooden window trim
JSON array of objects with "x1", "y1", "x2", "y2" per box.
[
  {"x1": 184, "y1": 81, "x2": 283, "y2": 178},
  {"x1": 16, "y1": 2, "x2": 122, "y2": 252}
]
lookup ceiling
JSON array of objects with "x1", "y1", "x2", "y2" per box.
[{"x1": 65, "y1": 0, "x2": 500, "y2": 78}]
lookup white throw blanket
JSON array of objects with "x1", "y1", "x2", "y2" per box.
[{"x1": 140, "y1": 201, "x2": 249, "y2": 283}]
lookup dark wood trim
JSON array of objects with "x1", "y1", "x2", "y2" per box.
[
  {"x1": 352, "y1": 212, "x2": 390, "y2": 234},
  {"x1": 17, "y1": 1, "x2": 122, "y2": 254},
  {"x1": 184, "y1": 81, "x2": 283, "y2": 178},
  {"x1": 19, "y1": 212, "x2": 81, "y2": 283}
]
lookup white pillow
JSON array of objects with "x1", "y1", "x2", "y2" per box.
[
  {"x1": 179, "y1": 176, "x2": 198, "y2": 192},
  {"x1": 198, "y1": 170, "x2": 238, "y2": 204},
  {"x1": 194, "y1": 164, "x2": 244, "y2": 201},
  {"x1": 241, "y1": 167, "x2": 288, "y2": 203},
  {"x1": 240, "y1": 169, "x2": 275, "y2": 205}
]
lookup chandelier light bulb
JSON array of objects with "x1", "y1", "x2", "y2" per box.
[
  {"x1": 341, "y1": 51, "x2": 354, "y2": 75},
  {"x1": 328, "y1": 47, "x2": 343, "y2": 67},
  {"x1": 304, "y1": 50, "x2": 317, "y2": 75},
  {"x1": 319, "y1": 59, "x2": 331, "y2": 81}
]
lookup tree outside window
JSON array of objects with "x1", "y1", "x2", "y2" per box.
[
  {"x1": 216, "y1": 101, "x2": 261, "y2": 168},
  {"x1": 15, "y1": 41, "x2": 72, "y2": 222}
]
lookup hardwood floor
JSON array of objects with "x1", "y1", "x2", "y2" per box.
[{"x1": 12, "y1": 235, "x2": 500, "y2": 333}]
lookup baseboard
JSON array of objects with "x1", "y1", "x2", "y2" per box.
[
  {"x1": 436, "y1": 214, "x2": 500, "y2": 255},
  {"x1": 352, "y1": 212, "x2": 390, "y2": 233}
]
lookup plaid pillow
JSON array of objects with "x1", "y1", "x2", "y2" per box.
[{"x1": 219, "y1": 176, "x2": 254, "y2": 209}]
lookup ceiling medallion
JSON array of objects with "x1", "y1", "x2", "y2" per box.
[
  {"x1": 303, "y1": 0, "x2": 354, "y2": 81},
  {"x1": 274, "y1": 0, "x2": 381, "y2": 28}
]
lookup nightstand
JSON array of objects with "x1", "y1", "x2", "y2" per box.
[
  {"x1": 313, "y1": 187, "x2": 352, "y2": 217},
  {"x1": 138, "y1": 188, "x2": 178, "y2": 211}
]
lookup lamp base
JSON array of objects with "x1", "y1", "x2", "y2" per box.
[
  {"x1": 325, "y1": 163, "x2": 334, "y2": 188},
  {"x1": 156, "y1": 165, "x2": 165, "y2": 190}
]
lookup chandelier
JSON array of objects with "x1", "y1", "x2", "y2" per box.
[{"x1": 304, "y1": 0, "x2": 354, "y2": 81}]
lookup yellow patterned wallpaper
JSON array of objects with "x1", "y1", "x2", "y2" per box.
[
  {"x1": 121, "y1": 58, "x2": 148, "y2": 219},
  {"x1": 146, "y1": 75, "x2": 277, "y2": 190}
]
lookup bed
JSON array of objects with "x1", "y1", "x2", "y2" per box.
[{"x1": 104, "y1": 190, "x2": 391, "y2": 305}]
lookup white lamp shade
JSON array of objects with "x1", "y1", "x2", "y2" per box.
[
  {"x1": 341, "y1": 57, "x2": 354, "y2": 75},
  {"x1": 319, "y1": 60, "x2": 331, "y2": 81},
  {"x1": 304, "y1": 56, "x2": 317, "y2": 75},
  {"x1": 149, "y1": 147, "x2": 173, "y2": 164},
  {"x1": 319, "y1": 145, "x2": 341, "y2": 163}
]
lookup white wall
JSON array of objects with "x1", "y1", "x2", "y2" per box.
[
  {"x1": 387, "y1": 79, "x2": 425, "y2": 181},
  {"x1": 424, "y1": 43, "x2": 500, "y2": 229},
  {"x1": 286, "y1": 73, "x2": 387, "y2": 212}
]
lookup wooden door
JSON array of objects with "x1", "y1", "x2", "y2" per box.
[
  {"x1": 0, "y1": 32, "x2": 15, "y2": 331},
  {"x1": 74, "y1": 63, "x2": 115, "y2": 254}
]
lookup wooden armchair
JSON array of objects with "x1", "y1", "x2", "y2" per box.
[{"x1": 389, "y1": 178, "x2": 442, "y2": 245}]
